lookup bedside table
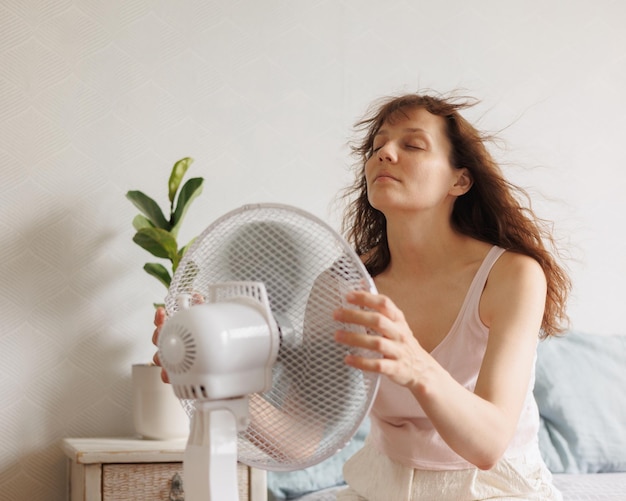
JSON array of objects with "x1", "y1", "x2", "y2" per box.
[{"x1": 62, "y1": 437, "x2": 267, "y2": 501}]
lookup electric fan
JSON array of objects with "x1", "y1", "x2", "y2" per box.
[{"x1": 157, "y1": 203, "x2": 379, "y2": 500}]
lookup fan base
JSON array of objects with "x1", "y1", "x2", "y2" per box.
[{"x1": 184, "y1": 398, "x2": 250, "y2": 501}]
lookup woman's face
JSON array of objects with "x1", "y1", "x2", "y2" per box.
[{"x1": 365, "y1": 107, "x2": 468, "y2": 216}]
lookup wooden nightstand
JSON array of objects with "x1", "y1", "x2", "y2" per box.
[{"x1": 62, "y1": 437, "x2": 267, "y2": 501}]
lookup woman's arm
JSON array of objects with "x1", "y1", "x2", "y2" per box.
[{"x1": 333, "y1": 252, "x2": 546, "y2": 469}]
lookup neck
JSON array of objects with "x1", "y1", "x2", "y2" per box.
[{"x1": 383, "y1": 211, "x2": 473, "y2": 277}]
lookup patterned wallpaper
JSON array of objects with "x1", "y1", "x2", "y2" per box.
[{"x1": 1, "y1": 0, "x2": 625, "y2": 499}]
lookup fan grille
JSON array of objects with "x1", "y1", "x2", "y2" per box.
[{"x1": 165, "y1": 204, "x2": 379, "y2": 471}]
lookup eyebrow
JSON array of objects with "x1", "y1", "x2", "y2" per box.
[{"x1": 374, "y1": 127, "x2": 432, "y2": 137}]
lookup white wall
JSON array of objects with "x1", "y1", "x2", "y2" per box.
[{"x1": 1, "y1": 1, "x2": 625, "y2": 498}]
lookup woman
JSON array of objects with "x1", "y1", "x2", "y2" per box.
[
  {"x1": 153, "y1": 92, "x2": 570, "y2": 499},
  {"x1": 331, "y1": 93, "x2": 570, "y2": 500}
]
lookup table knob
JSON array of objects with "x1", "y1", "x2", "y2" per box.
[{"x1": 169, "y1": 472, "x2": 184, "y2": 501}]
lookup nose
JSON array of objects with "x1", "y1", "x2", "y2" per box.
[{"x1": 377, "y1": 142, "x2": 397, "y2": 163}]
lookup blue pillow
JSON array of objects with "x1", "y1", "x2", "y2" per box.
[
  {"x1": 534, "y1": 331, "x2": 626, "y2": 473},
  {"x1": 267, "y1": 419, "x2": 369, "y2": 500}
]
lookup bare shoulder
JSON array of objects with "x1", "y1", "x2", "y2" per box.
[
  {"x1": 481, "y1": 250, "x2": 547, "y2": 328},
  {"x1": 490, "y1": 250, "x2": 545, "y2": 287}
]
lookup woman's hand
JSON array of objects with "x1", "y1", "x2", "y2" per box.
[
  {"x1": 152, "y1": 306, "x2": 170, "y2": 383},
  {"x1": 333, "y1": 290, "x2": 433, "y2": 391}
]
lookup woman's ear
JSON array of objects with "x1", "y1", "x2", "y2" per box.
[{"x1": 450, "y1": 168, "x2": 473, "y2": 196}]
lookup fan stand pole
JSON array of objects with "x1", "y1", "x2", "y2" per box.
[{"x1": 183, "y1": 398, "x2": 249, "y2": 501}]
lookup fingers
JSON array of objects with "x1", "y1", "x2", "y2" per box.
[
  {"x1": 152, "y1": 307, "x2": 170, "y2": 383},
  {"x1": 333, "y1": 290, "x2": 410, "y2": 366},
  {"x1": 334, "y1": 328, "x2": 397, "y2": 374},
  {"x1": 154, "y1": 306, "x2": 166, "y2": 327},
  {"x1": 333, "y1": 291, "x2": 403, "y2": 339},
  {"x1": 344, "y1": 352, "x2": 392, "y2": 373},
  {"x1": 334, "y1": 307, "x2": 389, "y2": 335},
  {"x1": 335, "y1": 328, "x2": 398, "y2": 361},
  {"x1": 152, "y1": 352, "x2": 170, "y2": 383},
  {"x1": 152, "y1": 307, "x2": 166, "y2": 346},
  {"x1": 346, "y1": 290, "x2": 400, "y2": 319},
  {"x1": 191, "y1": 292, "x2": 205, "y2": 305}
]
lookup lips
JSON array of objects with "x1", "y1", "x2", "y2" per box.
[{"x1": 374, "y1": 171, "x2": 400, "y2": 183}]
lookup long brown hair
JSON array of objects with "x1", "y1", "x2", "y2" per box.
[{"x1": 342, "y1": 93, "x2": 570, "y2": 337}]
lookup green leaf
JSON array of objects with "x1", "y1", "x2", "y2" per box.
[
  {"x1": 171, "y1": 251, "x2": 181, "y2": 272},
  {"x1": 132, "y1": 227, "x2": 179, "y2": 262},
  {"x1": 171, "y1": 177, "x2": 204, "y2": 237},
  {"x1": 168, "y1": 157, "x2": 194, "y2": 205},
  {"x1": 132, "y1": 214, "x2": 154, "y2": 231},
  {"x1": 144, "y1": 262, "x2": 171, "y2": 288},
  {"x1": 126, "y1": 190, "x2": 170, "y2": 230}
]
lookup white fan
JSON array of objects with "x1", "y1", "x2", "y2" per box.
[{"x1": 157, "y1": 203, "x2": 379, "y2": 500}]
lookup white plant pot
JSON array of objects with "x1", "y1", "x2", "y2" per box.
[{"x1": 132, "y1": 363, "x2": 190, "y2": 440}]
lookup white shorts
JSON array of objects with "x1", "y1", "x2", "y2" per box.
[{"x1": 337, "y1": 439, "x2": 562, "y2": 501}]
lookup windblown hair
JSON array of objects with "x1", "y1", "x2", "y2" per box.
[{"x1": 342, "y1": 93, "x2": 570, "y2": 337}]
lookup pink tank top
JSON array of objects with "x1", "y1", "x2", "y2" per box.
[{"x1": 369, "y1": 246, "x2": 540, "y2": 470}]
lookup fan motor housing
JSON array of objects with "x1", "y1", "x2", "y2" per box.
[{"x1": 158, "y1": 302, "x2": 276, "y2": 401}]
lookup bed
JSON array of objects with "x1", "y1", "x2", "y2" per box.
[
  {"x1": 266, "y1": 331, "x2": 626, "y2": 500},
  {"x1": 286, "y1": 474, "x2": 626, "y2": 500}
]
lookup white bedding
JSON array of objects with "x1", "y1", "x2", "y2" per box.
[
  {"x1": 291, "y1": 473, "x2": 626, "y2": 500},
  {"x1": 553, "y1": 473, "x2": 626, "y2": 500}
]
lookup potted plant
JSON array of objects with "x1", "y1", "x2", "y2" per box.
[
  {"x1": 126, "y1": 157, "x2": 204, "y2": 439},
  {"x1": 126, "y1": 156, "x2": 204, "y2": 305}
]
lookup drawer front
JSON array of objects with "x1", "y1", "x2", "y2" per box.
[{"x1": 102, "y1": 462, "x2": 250, "y2": 500}]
